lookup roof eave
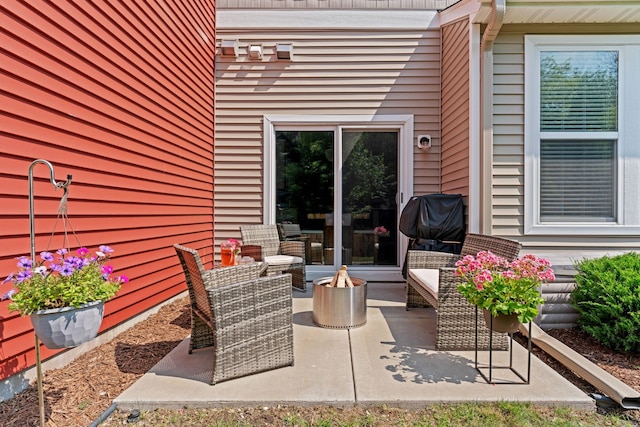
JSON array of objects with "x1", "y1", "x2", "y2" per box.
[{"x1": 471, "y1": 0, "x2": 640, "y2": 25}]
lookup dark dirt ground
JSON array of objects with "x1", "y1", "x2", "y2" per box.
[{"x1": 1, "y1": 295, "x2": 639, "y2": 426}]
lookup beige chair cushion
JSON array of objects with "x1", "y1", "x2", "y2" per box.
[{"x1": 408, "y1": 268, "x2": 439, "y2": 300}]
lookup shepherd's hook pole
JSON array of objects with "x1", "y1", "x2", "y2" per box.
[{"x1": 28, "y1": 160, "x2": 72, "y2": 427}]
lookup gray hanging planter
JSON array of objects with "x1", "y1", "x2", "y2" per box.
[{"x1": 30, "y1": 301, "x2": 105, "y2": 349}]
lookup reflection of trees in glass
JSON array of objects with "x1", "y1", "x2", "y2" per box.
[
  {"x1": 276, "y1": 130, "x2": 397, "y2": 235},
  {"x1": 276, "y1": 131, "x2": 333, "y2": 224},
  {"x1": 342, "y1": 132, "x2": 397, "y2": 215},
  {"x1": 540, "y1": 51, "x2": 618, "y2": 132}
]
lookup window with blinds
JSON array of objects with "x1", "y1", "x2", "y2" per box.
[
  {"x1": 538, "y1": 50, "x2": 618, "y2": 222},
  {"x1": 540, "y1": 140, "x2": 615, "y2": 221}
]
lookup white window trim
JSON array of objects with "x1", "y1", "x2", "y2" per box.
[
  {"x1": 524, "y1": 35, "x2": 640, "y2": 235},
  {"x1": 263, "y1": 114, "x2": 414, "y2": 253}
]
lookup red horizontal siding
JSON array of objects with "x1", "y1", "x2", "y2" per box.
[
  {"x1": 0, "y1": 0, "x2": 216, "y2": 382},
  {"x1": 440, "y1": 18, "x2": 470, "y2": 196},
  {"x1": 2, "y1": 2, "x2": 212, "y2": 129}
]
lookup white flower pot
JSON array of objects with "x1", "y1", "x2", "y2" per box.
[{"x1": 30, "y1": 301, "x2": 104, "y2": 349}]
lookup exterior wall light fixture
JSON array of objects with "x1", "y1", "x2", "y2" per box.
[{"x1": 416, "y1": 135, "x2": 432, "y2": 150}]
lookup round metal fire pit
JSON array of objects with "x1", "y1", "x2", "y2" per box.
[{"x1": 312, "y1": 277, "x2": 367, "y2": 329}]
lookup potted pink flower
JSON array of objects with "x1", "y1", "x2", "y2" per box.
[
  {"x1": 373, "y1": 226, "x2": 390, "y2": 237},
  {"x1": 455, "y1": 251, "x2": 555, "y2": 330}
]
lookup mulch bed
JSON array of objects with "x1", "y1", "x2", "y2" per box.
[{"x1": 0, "y1": 297, "x2": 191, "y2": 427}]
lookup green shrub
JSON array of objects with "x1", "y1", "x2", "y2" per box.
[{"x1": 571, "y1": 252, "x2": 640, "y2": 353}]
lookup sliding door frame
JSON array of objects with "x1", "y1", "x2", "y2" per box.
[{"x1": 263, "y1": 114, "x2": 414, "y2": 279}]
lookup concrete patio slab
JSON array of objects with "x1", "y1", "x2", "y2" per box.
[
  {"x1": 115, "y1": 282, "x2": 594, "y2": 411},
  {"x1": 350, "y1": 298, "x2": 588, "y2": 408}
]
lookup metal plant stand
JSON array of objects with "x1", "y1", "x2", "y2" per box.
[
  {"x1": 474, "y1": 307, "x2": 532, "y2": 384},
  {"x1": 28, "y1": 159, "x2": 73, "y2": 427}
]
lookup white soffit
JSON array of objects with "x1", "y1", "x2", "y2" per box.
[
  {"x1": 473, "y1": 0, "x2": 640, "y2": 24},
  {"x1": 218, "y1": 10, "x2": 439, "y2": 30}
]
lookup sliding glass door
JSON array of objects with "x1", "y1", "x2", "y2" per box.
[
  {"x1": 275, "y1": 129, "x2": 398, "y2": 268},
  {"x1": 342, "y1": 131, "x2": 398, "y2": 266}
]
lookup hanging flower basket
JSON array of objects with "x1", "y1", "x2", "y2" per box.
[
  {"x1": 30, "y1": 301, "x2": 104, "y2": 349},
  {"x1": 2, "y1": 245, "x2": 128, "y2": 349}
]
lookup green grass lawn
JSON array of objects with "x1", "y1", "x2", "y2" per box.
[{"x1": 103, "y1": 402, "x2": 639, "y2": 426}]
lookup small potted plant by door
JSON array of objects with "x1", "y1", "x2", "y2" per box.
[
  {"x1": 1, "y1": 245, "x2": 128, "y2": 349},
  {"x1": 454, "y1": 251, "x2": 555, "y2": 332},
  {"x1": 373, "y1": 225, "x2": 393, "y2": 264}
]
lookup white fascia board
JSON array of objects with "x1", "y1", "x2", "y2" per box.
[
  {"x1": 218, "y1": 10, "x2": 439, "y2": 30},
  {"x1": 440, "y1": 0, "x2": 483, "y2": 26}
]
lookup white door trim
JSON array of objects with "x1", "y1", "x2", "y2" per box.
[{"x1": 263, "y1": 114, "x2": 414, "y2": 281}]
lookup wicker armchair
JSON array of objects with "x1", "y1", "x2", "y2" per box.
[
  {"x1": 278, "y1": 223, "x2": 323, "y2": 264},
  {"x1": 406, "y1": 233, "x2": 522, "y2": 350},
  {"x1": 173, "y1": 244, "x2": 294, "y2": 385},
  {"x1": 240, "y1": 224, "x2": 307, "y2": 291}
]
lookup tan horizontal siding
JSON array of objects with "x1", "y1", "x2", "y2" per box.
[
  {"x1": 540, "y1": 275, "x2": 579, "y2": 330},
  {"x1": 491, "y1": 34, "x2": 524, "y2": 237},
  {"x1": 0, "y1": 0, "x2": 215, "y2": 384},
  {"x1": 491, "y1": 27, "x2": 640, "y2": 267},
  {"x1": 215, "y1": 27, "x2": 442, "y2": 243}
]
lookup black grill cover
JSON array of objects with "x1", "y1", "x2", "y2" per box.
[
  {"x1": 399, "y1": 193, "x2": 465, "y2": 243},
  {"x1": 400, "y1": 193, "x2": 465, "y2": 278}
]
